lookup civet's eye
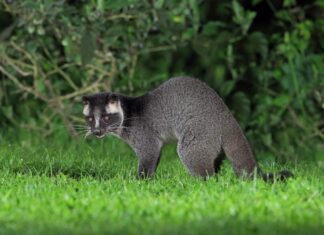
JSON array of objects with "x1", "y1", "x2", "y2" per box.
[
  {"x1": 87, "y1": 117, "x2": 93, "y2": 122},
  {"x1": 103, "y1": 115, "x2": 109, "y2": 121}
]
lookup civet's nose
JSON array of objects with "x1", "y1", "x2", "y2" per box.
[{"x1": 93, "y1": 129, "x2": 101, "y2": 136}]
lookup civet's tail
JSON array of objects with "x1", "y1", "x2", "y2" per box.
[{"x1": 222, "y1": 120, "x2": 293, "y2": 182}]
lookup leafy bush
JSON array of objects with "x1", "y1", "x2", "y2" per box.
[{"x1": 0, "y1": 0, "x2": 323, "y2": 161}]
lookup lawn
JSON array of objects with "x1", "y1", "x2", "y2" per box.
[{"x1": 0, "y1": 132, "x2": 323, "y2": 235}]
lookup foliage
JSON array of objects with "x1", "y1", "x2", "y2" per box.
[
  {"x1": 0, "y1": 0, "x2": 323, "y2": 161},
  {"x1": 0, "y1": 0, "x2": 200, "y2": 136}
]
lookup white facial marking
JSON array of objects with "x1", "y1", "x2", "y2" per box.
[
  {"x1": 106, "y1": 102, "x2": 120, "y2": 114},
  {"x1": 94, "y1": 108, "x2": 100, "y2": 128},
  {"x1": 105, "y1": 100, "x2": 124, "y2": 135},
  {"x1": 83, "y1": 104, "x2": 90, "y2": 116},
  {"x1": 95, "y1": 116, "x2": 100, "y2": 128}
]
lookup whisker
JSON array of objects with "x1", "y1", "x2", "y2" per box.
[
  {"x1": 76, "y1": 129, "x2": 91, "y2": 133},
  {"x1": 74, "y1": 128, "x2": 90, "y2": 131},
  {"x1": 76, "y1": 127, "x2": 89, "y2": 130},
  {"x1": 74, "y1": 127, "x2": 90, "y2": 130},
  {"x1": 84, "y1": 131, "x2": 92, "y2": 139}
]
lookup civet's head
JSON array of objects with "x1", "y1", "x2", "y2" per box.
[{"x1": 82, "y1": 93, "x2": 124, "y2": 138}]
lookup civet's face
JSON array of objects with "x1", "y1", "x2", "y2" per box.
[{"x1": 82, "y1": 93, "x2": 124, "y2": 138}]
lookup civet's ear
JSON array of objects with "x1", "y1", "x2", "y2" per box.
[
  {"x1": 82, "y1": 96, "x2": 90, "y2": 116},
  {"x1": 106, "y1": 94, "x2": 120, "y2": 114},
  {"x1": 82, "y1": 96, "x2": 89, "y2": 105},
  {"x1": 107, "y1": 94, "x2": 118, "y2": 104}
]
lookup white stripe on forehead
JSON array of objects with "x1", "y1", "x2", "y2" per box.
[
  {"x1": 83, "y1": 104, "x2": 90, "y2": 116},
  {"x1": 94, "y1": 108, "x2": 101, "y2": 128}
]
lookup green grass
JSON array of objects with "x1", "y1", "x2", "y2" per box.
[{"x1": 0, "y1": 133, "x2": 323, "y2": 235}]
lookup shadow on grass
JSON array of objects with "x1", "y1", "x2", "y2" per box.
[
  {"x1": 0, "y1": 215, "x2": 322, "y2": 235},
  {"x1": 6, "y1": 164, "x2": 134, "y2": 180}
]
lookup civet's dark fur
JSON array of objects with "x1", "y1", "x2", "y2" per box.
[{"x1": 82, "y1": 77, "x2": 293, "y2": 181}]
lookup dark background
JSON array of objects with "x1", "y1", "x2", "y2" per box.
[{"x1": 0, "y1": 0, "x2": 323, "y2": 161}]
